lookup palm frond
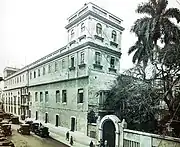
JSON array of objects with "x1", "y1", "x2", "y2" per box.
[
  {"x1": 128, "y1": 41, "x2": 140, "y2": 55},
  {"x1": 136, "y1": 2, "x2": 155, "y2": 16},
  {"x1": 164, "y1": 8, "x2": 180, "y2": 23}
]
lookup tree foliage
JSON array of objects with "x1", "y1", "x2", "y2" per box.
[
  {"x1": 128, "y1": 0, "x2": 180, "y2": 136},
  {"x1": 105, "y1": 74, "x2": 160, "y2": 133}
]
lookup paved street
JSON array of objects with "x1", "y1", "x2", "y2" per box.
[{"x1": 8, "y1": 124, "x2": 69, "y2": 147}]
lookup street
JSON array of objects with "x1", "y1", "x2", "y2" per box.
[{"x1": 8, "y1": 124, "x2": 69, "y2": 147}]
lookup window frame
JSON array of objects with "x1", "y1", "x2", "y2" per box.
[
  {"x1": 81, "y1": 23, "x2": 85, "y2": 32},
  {"x1": 62, "y1": 90, "x2": 67, "y2": 103},
  {"x1": 56, "y1": 90, "x2": 60, "y2": 103},
  {"x1": 96, "y1": 23, "x2": 102, "y2": 35},
  {"x1": 77, "y1": 89, "x2": 84, "y2": 103},
  {"x1": 112, "y1": 30, "x2": 117, "y2": 42},
  {"x1": 71, "y1": 29, "x2": 75, "y2": 38},
  {"x1": 110, "y1": 56, "x2": 115, "y2": 68},
  {"x1": 95, "y1": 52, "x2": 101, "y2": 65}
]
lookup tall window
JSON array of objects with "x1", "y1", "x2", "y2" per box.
[
  {"x1": 34, "y1": 71, "x2": 36, "y2": 78},
  {"x1": 45, "y1": 113, "x2": 48, "y2": 123},
  {"x1": 80, "y1": 52, "x2": 84, "y2": 64},
  {"x1": 29, "y1": 110, "x2": 31, "y2": 118},
  {"x1": 43, "y1": 67, "x2": 46, "y2": 75},
  {"x1": 62, "y1": 59, "x2": 65, "y2": 69},
  {"x1": 55, "y1": 62, "x2": 58, "y2": 72},
  {"x1": 23, "y1": 75, "x2": 24, "y2": 81},
  {"x1": 71, "y1": 57, "x2": 75, "y2": 67},
  {"x1": 48, "y1": 64, "x2": 51, "y2": 73},
  {"x1": 71, "y1": 29, "x2": 75, "y2": 38},
  {"x1": 55, "y1": 115, "x2": 59, "y2": 127},
  {"x1": 56, "y1": 90, "x2": 60, "y2": 103},
  {"x1": 38, "y1": 69, "x2": 40, "y2": 77},
  {"x1": 71, "y1": 117, "x2": 76, "y2": 132},
  {"x1": 77, "y1": 89, "x2": 84, "y2": 103},
  {"x1": 35, "y1": 92, "x2": 38, "y2": 102},
  {"x1": 110, "y1": 57, "x2": 115, "y2": 68},
  {"x1": 95, "y1": 52, "x2": 101, "y2": 65},
  {"x1": 96, "y1": 23, "x2": 102, "y2": 35},
  {"x1": 45, "y1": 91, "x2": 48, "y2": 102},
  {"x1": 81, "y1": 23, "x2": 85, "y2": 32},
  {"x1": 112, "y1": 30, "x2": 117, "y2": 42},
  {"x1": 62, "y1": 90, "x2": 67, "y2": 103},
  {"x1": 35, "y1": 111, "x2": 38, "y2": 120},
  {"x1": 20, "y1": 76, "x2": 21, "y2": 83},
  {"x1": 40, "y1": 92, "x2": 43, "y2": 102}
]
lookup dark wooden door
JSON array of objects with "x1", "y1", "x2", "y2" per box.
[{"x1": 103, "y1": 120, "x2": 115, "y2": 147}]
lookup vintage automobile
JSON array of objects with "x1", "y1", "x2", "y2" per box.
[
  {"x1": 1, "y1": 124, "x2": 12, "y2": 136},
  {"x1": 17, "y1": 124, "x2": 30, "y2": 135},
  {"x1": 34, "y1": 126, "x2": 50, "y2": 138},
  {"x1": 0, "y1": 120, "x2": 9, "y2": 127},
  {"x1": 8, "y1": 116, "x2": 19, "y2": 124},
  {"x1": 30, "y1": 122, "x2": 39, "y2": 133},
  {"x1": 3, "y1": 113, "x2": 13, "y2": 119},
  {"x1": 0, "y1": 139, "x2": 15, "y2": 147}
]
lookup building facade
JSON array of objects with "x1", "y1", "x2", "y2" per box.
[{"x1": 3, "y1": 2, "x2": 124, "y2": 143}]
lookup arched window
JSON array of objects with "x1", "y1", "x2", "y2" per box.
[
  {"x1": 81, "y1": 23, "x2": 85, "y2": 32},
  {"x1": 71, "y1": 29, "x2": 75, "y2": 38},
  {"x1": 112, "y1": 30, "x2": 117, "y2": 42},
  {"x1": 96, "y1": 23, "x2": 102, "y2": 35}
]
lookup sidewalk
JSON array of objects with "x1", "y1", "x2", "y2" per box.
[{"x1": 19, "y1": 118, "x2": 91, "y2": 147}]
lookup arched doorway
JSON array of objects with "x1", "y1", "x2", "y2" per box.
[
  {"x1": 99, "y1": 115, "x2": 121, "y2": 147},
  {"x1": 103, "y1": 120, "x2": 115, "y2": 147}
]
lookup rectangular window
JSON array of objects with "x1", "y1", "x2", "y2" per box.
[
  {"x1": 48, "y1": 64, "x2": 51, "y2": 73},
  {"x1": 29, "y1": 110, "x2": 31, "y2": 118},
  {"x1": 45, "y1": 113, "x2": 48, "y2": 123},
  {"x1": 23, "y1": 75, "x2": 24, "y2": 81},
  {"x1": 18, "y1": 108, "x2": 20, "y2": 115},
  {"x1": 70, "y1": 117, "x2": 76, "y2": 132},
  {"x1": 38, "y1": 69, "x2": 40, "y2": 77},
  {"x1": 71, "y1": 57, "x2": 75, "y2": 67},
  {"x1": 14, "y1": 106, "x2": 16, "y2": 114},
  {"x1": 43, "y1": 67, "x2": 46, "y2": 75},
  {"x1": 56, "y1": 90, "x2": 60, "y2": 103},
  {"x1": 45, "y1": 91, "x2": 48, "y2": 102},
  {"x1": 110, "y1": 57, "x2": 115, "y2": 68},
  {"x1": 55, "y1": 115, "x2": 59, "y2": 127},
  {"x1": 20, "y1": 76, "x2": 21, "y2": 82},
  {"x1": 80, "y1": 52, "x2": 84, "y2": 64},
  {"x1": 30, "y1": 72, "x2": 32, "y2": 79},
  {"x1": 77, "y1": 89, "x2": 84, "y2": 103},
  {"x1": 34, "y1": 71, "x2": 36, "y2": 78},
  {"x1": 62, "y1": 59, "x2": 65, "y2": 69},
  {"x1": 55, "y1": 62, "x2": 58, "y2": 71},
  {"x1": 40, "y1": 92, "x2": 43, "y2": 102},
  {"x1": 95, "y1": 52, "x2": 101, "y2": 65},
  {"x1": 35, "y1": 92, "x2": 38, "y2": 102},
  {"x1": 36, "y1": 111, "x2": 38, "y2": 120},
  {"x1": 62, "y1": 90, "x2": 67, "y2": 103}
]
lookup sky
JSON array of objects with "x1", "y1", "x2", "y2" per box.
[{"x1": 0, "y1": 0, "x2": 179, "y2": 78}]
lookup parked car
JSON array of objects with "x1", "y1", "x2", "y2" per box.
[
  {"x1": 17, "y1": 124, "x2": 30, "y2": 135},
  {"x1": 8, "y1": 116, "x2": 19, "y2": 124},
  {"x1": 0, "y1": 139, "x2": 15, "y2": 147},
  {"x1": 34, "y1": 126, "x2": 49, "y2": 138},
  {"x1": 30, "y1": 122, "x2": 39, "y2": 133},
  {"x1": 1, "y1": 124, "x2": 12, "y2": 136}
]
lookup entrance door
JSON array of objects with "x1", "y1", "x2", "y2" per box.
[
  {"x1": 45, "y1": 113, "x2": 48, "y2": 123},
  {"x1": 56, "y1": 115, "x2": 59, "y2": 127},
  {"x1": 103, "y1": 120, "x2": 115, "y2": 147},
  {"x1": 71, "y1": 117, "x2": 75, "y2": 132},
  {"x1": 35, "y1": 111, "x2": 38, "y2": 120}
]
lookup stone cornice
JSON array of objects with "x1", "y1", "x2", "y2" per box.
[{"x1": 65, "y1": 10, "x2": 125, "y2": 31}]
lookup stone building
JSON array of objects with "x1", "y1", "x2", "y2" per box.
[{"x1": 3, "y1": 2, "x2": 124, "y2": 144}]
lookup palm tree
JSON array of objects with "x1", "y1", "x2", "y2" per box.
[{"x1": 129, "y1": 0, "x2": 180, "y2": 67}]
